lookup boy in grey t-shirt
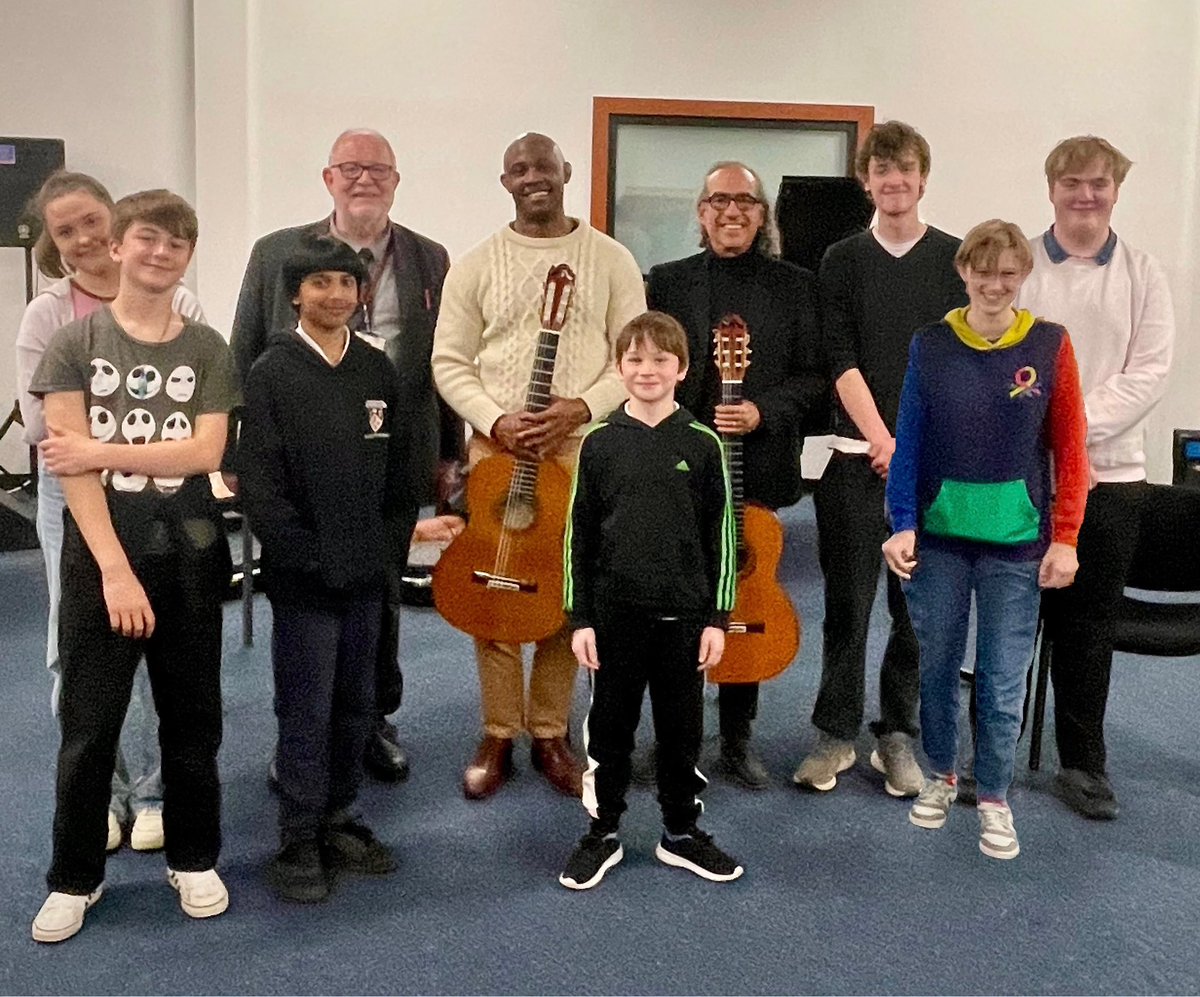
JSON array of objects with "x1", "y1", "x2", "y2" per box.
[{"x1": 28, "y1": 191, "x2": 238, "y2": 944}]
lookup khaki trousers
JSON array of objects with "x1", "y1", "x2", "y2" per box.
[{"x1": 467, "y1": 434, "x2": 581, "y2": 740}]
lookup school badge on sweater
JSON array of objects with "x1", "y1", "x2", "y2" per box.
[{"x1": 365, "y1": 399, "x2": 388, "y2": 438}]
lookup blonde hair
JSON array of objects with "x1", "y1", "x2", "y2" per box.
[
  {"x1": 955, "y1": 219, "x2": 1033, "y2": 273},
  {"x1": 1044, "y1": 136, "x2": 1132, "y2": 187}
]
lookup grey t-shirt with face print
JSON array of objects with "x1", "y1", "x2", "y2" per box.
[{"x1": 30, "y1": 306, "x2": 239, "y2": 558}]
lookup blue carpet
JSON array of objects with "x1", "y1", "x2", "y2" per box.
[{"x1": 1, "y1": 501, "x2": 1198, "y2": 995}]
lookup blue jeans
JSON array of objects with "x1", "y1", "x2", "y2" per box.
[
  {"x1": 38, "y1": 463, "x2": 163, "y2": 817},
  {"x1": 902, "y1": 542, "x2": 1041, "y2": 801}
]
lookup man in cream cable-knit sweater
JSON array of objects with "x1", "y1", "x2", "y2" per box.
[{"x1": 432, "y1": 132, "x2": 646, "y2": 801}]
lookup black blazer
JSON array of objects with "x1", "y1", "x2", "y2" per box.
[
  {"x1": 230, "y1": 218, "x2": 452, "y2": 519},
  {"x1": 646, "y1": 251, "x2": 826, "y2": 510}
]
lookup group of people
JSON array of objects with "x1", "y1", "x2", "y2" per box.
[{"x1": 14, "y1": 118, "x2": 1174, "y2": 936}]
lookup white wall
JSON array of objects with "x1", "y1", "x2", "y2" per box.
[
  {"x1": 0, "y1": 0, "x2": 196, "y2": 471},
  {"x1": 192, "y1": 0, "x2": 1199, "y2": 481},
  {"x1": 6, "y1": 0, "x2": 1198, "y2": 479}
]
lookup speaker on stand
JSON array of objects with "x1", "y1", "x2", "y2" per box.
[{"x1": 0, "y1": 137, "x2": 66, "y2": 550}]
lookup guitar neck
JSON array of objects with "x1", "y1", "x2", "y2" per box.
[
  {"x1": 719, "y1": 380, "x2": 746, "y2": 549},
  {"x1": 524, "y1": 328, "x2": 561, "y2": 415},
  {"x1": 510, "y1": 327, "x2": 562, "y2": 498}
]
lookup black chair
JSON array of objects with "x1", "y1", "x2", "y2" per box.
[{"x1": 1028, "y1": 482, "x2": 1200, "y2": 770}]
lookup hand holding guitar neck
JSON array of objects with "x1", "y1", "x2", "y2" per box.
[
  {"x1": 706, "y1": 313, "x2": 801, "y2": 685},
  {"x1": 432, "y1": 263, "x2": 578, "y2": 645},
  {"x1": 493, "y1": 264, "x2": 579, "y2": 461}
]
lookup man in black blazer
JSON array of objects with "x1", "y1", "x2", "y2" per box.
[
  {"x1": 231, "y1": 128, "x2": 454, "y2": 783},
  {"x1": 646, "y1": 161, "x2": 826, "y2": 788}
]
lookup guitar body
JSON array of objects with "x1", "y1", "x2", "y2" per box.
[
  {"x1": 433, "y1": 453, "x2": 571, "y2": 644},
  {"x1": 706, "y1": 503, "x2": 801, "y2": 684}
]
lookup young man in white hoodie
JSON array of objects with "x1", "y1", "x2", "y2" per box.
[{"x1": 1016, "y1": 135, "x2": 1175, "y2": 821}]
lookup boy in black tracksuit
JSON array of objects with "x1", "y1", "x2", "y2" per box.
[
  {"x1": 559, "y1": 311, "x2": 742, "y2": 890},
  {"x1": 237, "y1": 237, "x2": 411, "y2": 902}
]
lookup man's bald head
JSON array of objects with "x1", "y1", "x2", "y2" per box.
[
  {"x1": 502, "y1": 132, "x2": 563, "y2": 173},
  {"x1": 322, "y1": 128, "x2": 399, "y2": 239},
  {"x1": 500, "y1": 132, "x2": 572, "y2": 232},
  {"x1": 329, "y1": 128, "x2": 396, "y2": 167}
]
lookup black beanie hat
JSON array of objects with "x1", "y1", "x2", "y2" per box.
[{"x1": 283, "y1": 235, "x2": 370, "y2": 299}]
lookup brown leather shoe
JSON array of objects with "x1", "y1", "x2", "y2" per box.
[
  {"x1": 532, "y1": 736, "x2": 584, "y2": 798},
  {"x1": 463, "y1": 736, "x2": 514, "y2": 800}
]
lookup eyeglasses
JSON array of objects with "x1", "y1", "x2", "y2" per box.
[
  {"x1": 329, "y1": 162, "x2": 396, "y2": 181},
  {"x1": 701, "y1": 192, "x2": 762, "y2": 211}
]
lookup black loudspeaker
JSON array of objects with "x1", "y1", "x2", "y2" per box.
[
  {"x1": 775, "y1": 175, "x2": 874, "y2": 274},
  {"x1": 0, "y1": 137, "x2": 66, "y2": 248}
]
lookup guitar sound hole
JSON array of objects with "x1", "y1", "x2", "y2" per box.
[
  {"x1": 500, "y1": 498, "x2": 536, "y2": 531},
  {"x1": 737, "y1": 545, "x2": 755, "y2": 575}
]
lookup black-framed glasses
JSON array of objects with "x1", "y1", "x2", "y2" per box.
[
  {"x1": 330, "y1": 161, "x2": 396, "y2": 181},
  {"x1": 701, "y1": 192, "x2": 762, "y2": 211}
]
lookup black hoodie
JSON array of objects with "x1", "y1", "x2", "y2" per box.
[{"x1": 238, "y1": 330, "x2": 412, "y2": 605}]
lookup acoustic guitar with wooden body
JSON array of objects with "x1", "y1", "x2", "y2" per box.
[
  {"x1": 705, "y1": 314, "x2": 802, "y2": 684},
  {"x1": 432, "y1": 264, "x2": 576, "y2": 644}
]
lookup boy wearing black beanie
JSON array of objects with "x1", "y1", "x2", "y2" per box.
[{"x1": 238, "y1": 236, "x2": 411, "y2": 902}]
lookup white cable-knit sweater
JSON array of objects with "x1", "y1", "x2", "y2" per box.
[
  {"x1": 1017, "y1": 234, "x2": 1175, "y2": 482},
  {"x1": 432, "y1": 221, "x2": 646, "y2": 437}
]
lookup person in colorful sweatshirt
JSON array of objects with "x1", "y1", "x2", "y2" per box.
[
  {"x1": 882, "y1": 220, "x2": 1089, "y2": 860},
  {"x1": 558, "y1": 311, "x2": 741, "y2": 891}
]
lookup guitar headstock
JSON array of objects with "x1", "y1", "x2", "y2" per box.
[
  {"x1": 713, "y1": 314, "x2": 751, "y2": 383},
  {"x1": 540, "y1": 264, "x2": 577, "y2": 332}
]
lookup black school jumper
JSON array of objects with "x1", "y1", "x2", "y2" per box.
[{"x1": 238, "y1": 331, "x2": 411, "y2": 842}]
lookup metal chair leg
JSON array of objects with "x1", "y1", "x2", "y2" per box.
[{"x1": 1028, "y1": 623, "x2": 1052, "y2": 771}]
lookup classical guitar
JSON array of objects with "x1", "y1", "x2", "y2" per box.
[
  {"x1": 705, "y1": 314, "x2": 802, "y2": 684},
  {"x1": 432, "y1": 264, "x2": 576, "y2": 644}
]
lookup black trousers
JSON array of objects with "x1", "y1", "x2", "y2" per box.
[
  {"x1": 812, "y1": 454, "x2": 920, "y2": 740},
  {"x1": 48, "y1": 516, "x2": 227, "y2": 894},
  {"x1": 272, "y1": 592, "x2": 382, "y2": 843},
  {"x1": 584, "y1": 613, "x2": 707, "y2": 835},
  {"x1": 717, "y1": 683, "x2": 759, "y2": 742},
  {"x1": 1042, "y1": 481, "x2": 1148, "y2": 774}
]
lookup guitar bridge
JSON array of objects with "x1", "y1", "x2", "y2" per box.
[
  {"x1": 727, "y1": 621, "x2": 766, "y2": 635},
  {"x1": 472, "y1": 570, "x2": 538, "y2": 594}
]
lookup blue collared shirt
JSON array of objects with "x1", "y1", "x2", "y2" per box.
[{"x1": 1043, "y1": 227, "x2": 1118, "y2": 266}]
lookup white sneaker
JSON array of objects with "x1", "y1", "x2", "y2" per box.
[
  {"x1": 31, "y1": 886, "x2": 103, "y2": 943},
  {"x1": 130, "y1": 809, "x2": 165, "y2": 851},
  {"x1": 909, "y1": 777, "x2": 957, "y2": 829},
  {"x1": 167, "y1": 868, "x2": 229, "y2": 919},
  {"x1": 106, "y1": 810, "x2": 122, "y2": 852},
  {"x1": 978, "y1": 802, "x2": 1020, "y2": 859}
]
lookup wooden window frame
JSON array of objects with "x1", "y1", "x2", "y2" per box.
[{"x1": 590, "y1": 96, "x2": 874, "y2": 234}]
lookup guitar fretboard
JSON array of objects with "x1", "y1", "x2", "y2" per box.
[
  {"x1": 719, "y1": 379, "x2": 746, "y2": 553},
  {"x1": 512, "y1": 327, "x2": 561, "y2": 502}
]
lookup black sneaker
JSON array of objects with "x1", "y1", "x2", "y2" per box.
[
  {"x1": 717, "y1": 739, "x2": 770, "y2": 790},
  {"x1": 322, "y1": 818, "x2": 397, "y2": 875},
  {"x1": 1056, "y1": 768, "x2": 1120, "y2": 820},
  {"x1": 559, "y1": 831, "x2": 623, "y2": 890},
  {"x1": 268, "y1": 840, "x2": 330, "y2": 903},
  {"x1": 655, "y1": 829, "x2": 743, "y2": 882}
]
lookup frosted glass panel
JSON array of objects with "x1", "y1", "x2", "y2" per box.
[{"x1": 612, "y1": 122, "x2": 849, "y2": 274}]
